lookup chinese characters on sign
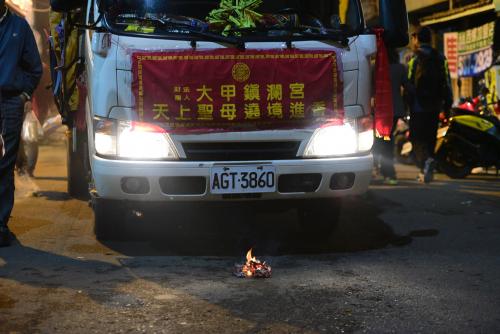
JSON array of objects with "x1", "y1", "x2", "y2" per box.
[
  {"x1": 444, "y1": 32, "x2": 458, "y2": 79},
  {"x1": 154, "y1": 83, "x2": 311, "y2": 121},
  {"x1": 132, "y1": 49, "x2": 342, "y2": 132},
  {"x1": 444, "y1": 22, "x2": 495, "y2": 78}
]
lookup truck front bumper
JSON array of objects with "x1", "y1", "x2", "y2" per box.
[{"x1": 92, "y1": 154, "x2": 373, "y2": 201}]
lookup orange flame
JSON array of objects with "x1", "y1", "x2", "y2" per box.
[
  {"x1": 246, "y1": 248, "x2": 255, "y2": 263},
  {"x1": 236, "y1": 248, "x2": 271, "y2": 278}
]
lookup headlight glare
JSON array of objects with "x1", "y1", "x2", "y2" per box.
[
  {"x1": 357, "y1": 115, "x2": 374, "y2": 152},
  {"x1": 304, "y1": 116, "x2": 374, "y2": 157},
  {"x1": 358, "y1": 129, "x2": 374, "y2": 152},
  {"x1": 94, "y1": 118, "x2": 117, "y2": 156},
  {"x1": 117, "y1": 122, "x2": 177, "y2": 159},
  {"x1": 304, "y1": 122, "x2": 358, "y2": 157},
  {"x1": 93, "y1": 117, "x2": 178, "y2": 160}
]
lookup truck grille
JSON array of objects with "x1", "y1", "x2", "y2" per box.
[{"x1": 181, "y1": 141, "x2": 301, "y2": 161}]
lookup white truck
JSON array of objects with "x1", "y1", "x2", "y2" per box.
[{"x1": 50, "y1": 0, "x2": 408, "y2": 240}]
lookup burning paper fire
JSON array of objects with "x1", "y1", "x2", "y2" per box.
[{"x1": 234, "y1": 248, "x2": 272, "y2": 279}]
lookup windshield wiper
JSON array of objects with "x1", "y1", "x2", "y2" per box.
[{"x1": 110, "y1": 14, "x2": 241, "y2": 47}]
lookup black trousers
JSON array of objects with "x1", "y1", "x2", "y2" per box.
[
  {"x1": 0, "y1": 95, "x2": 24, "y2": 227},
  {"x1": 410, "y1": 112, "x2": 439, "y2": 172},
  {"x1": 373, "y1": 117, "x2": 398, "y2": 178}
]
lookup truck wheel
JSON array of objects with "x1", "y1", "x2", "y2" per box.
[
  {"x1": 297, "y1": 199, "x2": 341, "y2": 239},
  {"x1": 437, "y1": 143, "x2": 471, "y2": 179},
  {"x1": 93, "y1": 198, "x2": 127, "y2": 241},
  {"x1": 67, "y1": 128, "x2": 90, "y2": 199}
]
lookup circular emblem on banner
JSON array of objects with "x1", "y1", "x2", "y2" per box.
[{"x1": 232, "y1": 62, "x2": 251, "y2": 82}]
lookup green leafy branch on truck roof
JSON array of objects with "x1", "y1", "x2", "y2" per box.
[{"x1": 206, "y1": 0, "x2": 263, "y2": 36}]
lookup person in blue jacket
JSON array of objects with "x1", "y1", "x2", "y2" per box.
[{"x1": 0, "y1": 0, "x2": 42, "y2": 247}]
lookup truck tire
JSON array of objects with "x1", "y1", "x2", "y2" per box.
[
  {"x1": 297, "y1": 199, "x2": 341, "y2": 239},
  {"x1": 93, "y1": 198, "x2": 127, "y2": 241},
  {"x1": 67, "y1": 128, "x2": 90, "y2": 199}
]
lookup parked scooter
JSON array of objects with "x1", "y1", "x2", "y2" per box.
[{"x1": 435, "y1": 100, "x2": 500, "y2": 178}]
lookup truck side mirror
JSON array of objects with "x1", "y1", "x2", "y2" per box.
[
  {"x1": 379, "y1": 0, "x2": 409, "y2": 47},
  {"x1": 50, "y1": 0, "x2": 83, "y2": 12}
]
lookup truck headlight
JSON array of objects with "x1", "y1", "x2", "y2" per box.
[
  {"x1": 304, "y1": 116, "x2": 373, "y2": 157},
  {"x1": 94, "y1": 118, "x2": 117, "y2": 156},
  {"x1": 94, "y1": 117, "x2": 178, "y2": 160},
  {"x1": 357, "y1": 115, "x2": 374, "y2": 152}
]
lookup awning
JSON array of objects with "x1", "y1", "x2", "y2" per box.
[{"x1": 420, "y1": 2, "x2": 495, "y2": 26}]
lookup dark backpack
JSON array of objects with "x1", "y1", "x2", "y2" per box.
[{"x1": 414, "y1": 49, "x2": 446, "y2": 107}]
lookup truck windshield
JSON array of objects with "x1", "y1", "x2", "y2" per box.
[{"x1": 102, "y1": 0, "x2": 363, "y2": 39}]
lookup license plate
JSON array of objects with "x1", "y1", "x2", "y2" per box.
[{"x1": 210, "y1": 165, "x2": 276, "y2": 194}]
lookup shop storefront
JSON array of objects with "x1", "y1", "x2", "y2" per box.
[
  {"x1": 418, "y1": 0, "x2": 499, "y2": 104},
  {"x1": 443, "y1": 21, "x2": 496, "y2": 102}
]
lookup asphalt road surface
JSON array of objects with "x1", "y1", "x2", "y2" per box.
[{"x1": 1, "y1": 142, "x2": 500, "y2": 333}]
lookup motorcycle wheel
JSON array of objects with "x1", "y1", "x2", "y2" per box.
[{"x1": 437, "y1": 143, "x2": 472, "y2": 179}]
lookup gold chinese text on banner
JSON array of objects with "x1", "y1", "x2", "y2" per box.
[{"x1": 132, "y1": 49, "x2": 343, "y2": 133}]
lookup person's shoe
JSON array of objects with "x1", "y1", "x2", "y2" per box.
[
  {"x1": 0, "y1": 226, "x2": 12, "y2": 247},
  {"x1": 417, "y1": 173, "x2": 425, "y2": 183},
  {"x1": 423, "y1": 158, "x2": 435, "y2": 183},
  {"x1": 383, "y1": 177, "x2": 398, "y2": 185}
]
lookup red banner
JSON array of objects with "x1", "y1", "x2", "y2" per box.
[
  {"x1": 132, "y1": 49, "x2": 343, "y2": 132},
  {"x1": 373, "y1": 29, "x2": 394, "y2": 139}
]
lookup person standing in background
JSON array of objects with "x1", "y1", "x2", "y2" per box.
[
  {"x1": 407, "y1": 26, "x2": 452, "y2": 183},
  {"x1": 0, "y1": 0, "x2": 42, "y2": 247},
  {"x1": 373, "y1": 48, "x2": 409, "y2": 185}
]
